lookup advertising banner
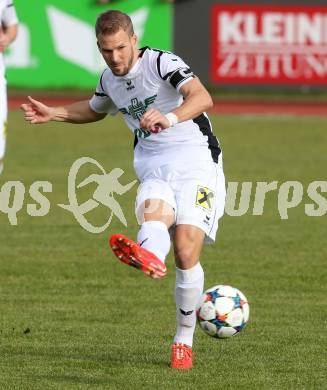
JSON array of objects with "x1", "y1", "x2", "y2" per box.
[
  {"x1": 5, "y1": 0, "x2": 172, "y2": 88},
  {"x1": 211, "y1": 4, "x2": 327, "y2": 84}
]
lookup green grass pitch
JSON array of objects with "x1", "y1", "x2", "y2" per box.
[{"x1": 0, "y1": 110, "x2": 326, "y2": 389}]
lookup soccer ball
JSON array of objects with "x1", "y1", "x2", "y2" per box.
[{"x1": 196, "y1": 285, "x2": 249, "y2": 339}]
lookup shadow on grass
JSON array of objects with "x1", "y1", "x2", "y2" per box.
[
  {"x1": 8, "y1": 344, "x2": 171, "y2": 386},
  {"x1": 29, "y1": 349, "x2": 172, "y2": 387}
]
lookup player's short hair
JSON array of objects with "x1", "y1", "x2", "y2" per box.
[{"x1": 95, "y1": 10, "x2": 134, "y2": 37}]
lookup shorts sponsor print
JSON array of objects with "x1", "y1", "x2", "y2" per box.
[{"x1": 135, "y1": 159, "x2": 226, "y2": 244}]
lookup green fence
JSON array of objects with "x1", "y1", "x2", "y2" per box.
[{"x1": 5, "y1": 0, "x2": 172, "y2": 89}]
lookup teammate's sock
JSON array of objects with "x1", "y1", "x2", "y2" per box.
[
  {"x1": 136, "y1": 220, "x2": 171, "y2": 263},
  {"x1": 174, "y1": 262, "x2": 204, "y2": 347},
  {"x1": 0, "y1": 121, "x2": 6, "y2": 165}
]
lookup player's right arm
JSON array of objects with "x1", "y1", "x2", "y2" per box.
[
  {"x1": 21, "y1": 70, "x2": 117, "y2": 124},
  {"x1": 21, "y1": 96, "x2": 106, "y2": 124}
]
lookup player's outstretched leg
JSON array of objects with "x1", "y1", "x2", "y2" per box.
[
  {"x1": 109, "y1": 233, "x2": 167, "y2": 278},
  {"x1": 109, "y1": 220, "x2": 171, "y2": 278}
]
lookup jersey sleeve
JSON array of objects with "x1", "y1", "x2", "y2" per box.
[
  {"x1": 156, "y1": 51, "x2": 196, "y2": 92},
  {"x1": 89, "y1": 70, "x2": 118, "y2": 115},
  {"x1": 2, "y1": 1, "x2": 19, "y2": 27}
]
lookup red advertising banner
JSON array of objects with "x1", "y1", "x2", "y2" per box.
[{"x1": 211, "y1": 4, "x2": 327, "y2": 84}]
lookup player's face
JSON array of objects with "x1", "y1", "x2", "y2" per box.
[{"x1": 97, "y1": 29, "x2": 138, "y2": 76}]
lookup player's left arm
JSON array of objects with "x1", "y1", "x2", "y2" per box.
[
  {"x1": 171, "y1": 78, "x2": 213, "y2": 122},
  {"x1": 139, "y1": 78, "x2": 213, "y2": 131}
]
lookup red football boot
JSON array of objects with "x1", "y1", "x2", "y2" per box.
[
  {"x1": 170, "y1": 343, "x2": 193, "y2": 369},
  {"x1": 109, "y1": 234, "x2": 167, "y2": 279}
]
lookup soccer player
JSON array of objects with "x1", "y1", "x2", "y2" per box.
[
  {"x1": 0, "y1": 0, "x2": 18, "y2": 174},
  {"x1": 21, "y1": 10, "x2": 226, "y2": 369}
]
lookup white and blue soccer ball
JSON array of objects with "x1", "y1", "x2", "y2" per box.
[{"x1": 196, "y1": 285, "x2": 250, "y2": 339}]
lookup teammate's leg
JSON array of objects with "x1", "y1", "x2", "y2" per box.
[
  {"x1": 0, "y1": 83, "x2": 8, "y2": 175},
  {"x1": 170, "y1": 224, "x2": 205, "y2": 369}
]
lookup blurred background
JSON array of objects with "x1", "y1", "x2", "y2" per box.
[{"x1": 6, "y1": 0, "x2": 327, "y2": 102}]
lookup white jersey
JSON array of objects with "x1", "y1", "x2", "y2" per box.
[
  {"x1": 89, "y1": 47, "x2": 221, "y2": 179},
  {"x1": 0, "y1": 0, "x2": 18, "y2": 81}
]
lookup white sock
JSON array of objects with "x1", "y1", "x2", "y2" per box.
[
  {"x1": 174, "y1": 262, "x2": 204, "y2": 347},
  {"x1": 136, "y1": 220, "x2": 171, "y2": 263}
]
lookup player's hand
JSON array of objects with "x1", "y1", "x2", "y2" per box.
[
  {"x1": 21, "y1": 96, "x2": 55, "y2": 124},
  {"x1": 139, "y1": 109, "x2": 170, "y2": 133},
  {"x1": 0, "y1": 33, "x2": 10, "y2": 52}
]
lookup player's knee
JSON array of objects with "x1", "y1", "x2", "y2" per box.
[
  {"x1": 140, "y1": 199, "x2": 175, "y2": 227},
  {"x1": 174, "y1": 245, "x2": 198, "y2": 269}
]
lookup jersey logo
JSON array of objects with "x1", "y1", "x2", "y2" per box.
[
  {"x1": 134, "y1": 128, "x2": 151, "y2": 139},
  {"x1": 119, "y1": 94, "x2": 157, "y2": 120},
  {"x1": 126, "y1": 80, "x2": 135, "y2": 91},
  {"x1": 196, "y1": 186, "x2": 215, "y2": 211},
  {"x1": 180, "y1": 309, "x2": 194, "y2": 316}
]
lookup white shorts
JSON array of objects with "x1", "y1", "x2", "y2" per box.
[
  {"x1": 135, "y1": 157, "x2": 226, "y2": 244},
  {"x1": 0, "y1": 82, "x2": 8, "y2": 158}
]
